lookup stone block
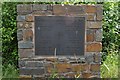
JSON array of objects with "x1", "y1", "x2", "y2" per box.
[
  {"x1": 95, "y1": 29, "x2": 102, "y2": 42},
  {"x1": 18, "y1": 49, "x2": 33, "y2": 58},
  {"x1": 85, "y1": 54, "x2": 94, "y2": 63},
  {"x1": 94, "y1": 53, "x2": 101, "y2": 63},
  {"x1": 53, "y1": 5, "x2": 66, "y2": 15},
  {"x1": 18, "y1": 41, "x2": 33, "y2": 49},
  {"x1": 17, "y1": 15, "x2": 25, "y2": 21},
  {"x1": 20, "y1": 68, "x2": 45, "y2": 75},
  {"x1": 86, "y1": 43, "x2": 102, "y2": 52},
  {"x1": 87, "y1": 13, "x2": 96, "y2": 21},
  {"x1": 85, "y1": 5, "x2": 96, "y2": 13},
  {"x1": 17, "y1": 29, "x2": 23, "y2": 41},
  {"x1": 82, "y1": 72, "x2": 93, "y2": 78},
  {"x1": 26, "y1": 61, "x2": 43, "y2": 67},
  {"x1": 26, "y1": 15, "x2": 34, "y2": 22},
  {"x1": 33, "y1": 4, "x2": 48, "y2": 11},
  {"x1": 17, "y1": 4, "x2": 32, "y2": 14},
  {"x1": 86, "y1": 29, "x2": 95, "y2": 42},
  {"x1": 55, "y1": 63, "x2": 72, "y2": 73},
  {"x1": 17, "y1": 22, "x2": 34, "y2": 29},
  {"x1": 66, "y1": 5, "x2": 85, "y2": 15},
  {"x1": 23, "y1": 29, "x2": 33, "y2": 41},
  {"x1": 87, "y1": 21, "x2": 102, "y2": 29},
  {"x1": 90, "y1": 63, "x2": 100, "y2": 72},
  {"x1": 96, "y1": 4, "x2": 103, "y2": 20},
  {"x1": 19, "y1": 60, "x2": 26, "y2": 68}
]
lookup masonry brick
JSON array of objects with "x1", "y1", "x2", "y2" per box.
[
  {"x1": 26, "y1": 61, "x2": 43, "y2": 67},
  {"x1": 17, "y1": 15, "x2": 25, "y2": 21},
  {"x1": 18, "y1": 49, "x2": 33, "y2": 58},
  {"x1": 82, "y1": 72, "x2": 93, "y2": 78},
  {"x1": 72, "y1": 64, "x2": 82, "y2": 72},
  {"x1": 95, "y1": 29, "x2": 102, "y2": 41},
  {"x1": 86, "y1": 43, "x2": 102, "y2": 52},
  {"x1": 96, "y1": 5, "x2": 103, "y2": 20},
  {"x1": 26, "y1": 15, "x2": 34, "y2": 22},
  {"x1": 86, "y1": 29, "x2": 95, "y2": 42},
  {"x1": 23, "y1": 29, "x2": 33, "y2": 41},
  {"x1": 87, "y1": 14, "x2": 96, "y2": 21},
  {"x1": 17, "y1": 22, "x2": 34, "y2": 29},
  {"x1": 18, "y1": 41, "x2": 33, "y2": 49},
  {"x1": 53, "y1": 5, "x2": 66, "y2": 15},
  {"x1": 33, "y1": 11, "x2": 52, "y2": 15},
  {"x1": 20, "y1": 68, "x2": 45, "y2": 75},
  {"x1": 17, "y1": 4, "x2": 32, "y2": 14},
  {"x1": 55, "y1": 63, "x2": 72, "y2": 73},
  {"x1": 17, "y1": 29, "x2": 23, "y2": 41},
  {"x1": 46, "y1": 58, "x2": 58, "y2": 62},
  {"x1": 85, "y1": 5, "x2": 96, "y2": 13},
  {"x1": 94, "y1": 53, "x2": 101, "y2": 63},
  {"x1": 33, "y1": 4, "x2": 48, "y2": 11},
  {"x1": 87, "y1": 21, "x2": 102, "y2": 28},
  {"x1": 90, "y1": 64, "x2": 100, "y2": 72}
]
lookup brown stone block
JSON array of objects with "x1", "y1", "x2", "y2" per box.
[
  {"x1": 46, "y1": 58, "x2": 58, "y2": 62},
  {"x1": 86, "y1": 43, "x2": 102, "y2": 52},
  {"x1": 87, "y1": 14, "x2": 96, "y2": 21},
  {"x1": 72, "y1": 64, "x2": 82, "y2": 72},
  {"x1": 17, "y1": 22, "x2": 34, "y2": 29},
  {"x1": 90, "y1": 64, "x2": 100, "y2": 72},
  {"x1": 85, "y1": 5, "x2": 96, "y2": 13},
  {"x1": 23, "y1": 29, "x2": 33, "y2": 41},
  {"x1": 26, "y1": 15, "x2": 34, "y2": 22},
  {"x1": 82, "y1": 72, "x2": 93, "y2": 78},
  {"x1": 55, "y1": 63, "x2": 72, "y2": 73},
  {"x1": 53, "y1": 5, "x2": 66, "y2": 15}
]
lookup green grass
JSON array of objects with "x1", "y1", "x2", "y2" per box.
[{"x1": 101, "y1": 52, "x2": 118, "y2": 78}]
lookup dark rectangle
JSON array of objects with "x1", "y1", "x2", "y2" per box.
[{"x1": 35, "y1": 16, "x2": 85, "y2": 56}]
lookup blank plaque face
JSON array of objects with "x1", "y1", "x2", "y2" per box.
[{"x1": 35, "y1": 16, "x2": 85, "y2": 56}]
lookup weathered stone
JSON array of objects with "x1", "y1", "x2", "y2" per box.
[
  {"x1": 26, "y1": 15, "x2": 34, "y2": 22},
  {"x1": 45, "y1": 63, "x2": 54, "y2": 73},
  {"x1": 17, "y1": 15, "x2": 25, "y2": 21},
  {"x1": 85, "y1": 54, "x2": 94, "y2": 63},
  {"x1": 26, "y1": 61, "x2": 43, "y2": 67},
  {"x1": 94, "y1": 53, "x2": 101, "y2": 63},
  {"x1": 55, "y1": 63, "x2": 72, "y2": 73},
  {"x1": 19, "y1": 60, "x2": 26, "y2": 68},
  {"x1": 46, "y1": 58, "x2": 58, "y2": 62},
  {"x1": 17, "y1": 33, "x2": 23, "y2": 41},
  {"x1": 66, "y1": 5, "x2": 84, "y2": 14},
  {"x1": 86, "y1": 29, "x2": 95, "y2": 42},
  {"x1": 18, "y1": 41, "x2": 33, "y2": 49},
  {"x1": 96, "y1": 4, "x2": 103, "y2": 20},
  {"x1": 82, "y1": 72, "x2": 93, "y2": 78},
  {"x1": 72, "y1": 64, "x2": 82, "y2": 72},
  {"x1": 86, "y1": 43, "x2": 102, "y2": 52},
  {"x1": 17, "y1": 4, "x2": 32, "y2": 14},
  {"x1": 17, "y1": 22, "x2": 34, "y2": 28},
  {"x1": 85, "y1": 5, "x2": 96, "y2": 13},
  {"x1": 65, "y1": 72, "x2": 77, "y2": 78},
  {"x1": 20, "y1": 68, "x2": 45, "y2": 75},
  {"x1": 90, "y1": 63, "x2": 100, "y2": 72},
  {"x1": 87, "y1": 13, "x2": 96, "y2": 21},
  {"x1": 87, "y1": 21, "x2": 102, "y2": 29},
  {"x1": 33, "y1": 11, "x2": 52, "y2": 15},
  {"x1": 23, "y1": 29, "x2": 33, "y2": 41},
  {"x1": 33, "y1": 4, "x2": 48, "y2": 11},
  {"x1": 53, "y1": 5, "x2": 66, "y2": 15},
  {"x1": 18, "y1": 49, "x2": 33, "y2": 58},
  {"x1": 95, "y1": 29, "x2": 102, "y2": 41}
]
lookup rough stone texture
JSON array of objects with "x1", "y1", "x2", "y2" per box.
[
  {"x1": 18, "y1": 41, "x2": 33, "y2": 49},
  {"x1": 17, "y1": 4, "x2": 102, "y2": 78},
  {"x1": 85, "y1": 5, "x2": 96, "y2": 13},
  {"x1": 87, "y1": 21, "x2": 102, "y2": 28},
  {"x1": 23, "y1": 29, "x2": 33, "y2": 41},
  {"x1": 87, "y1": 13, "x2": 96, "y2": 21},
  {"x1": 90, "y1": 64, "x2": 100, "y2": 72},
  {"x1": 96, "y1": 5, "x2": 103, "y2": 21},
  {"x1": 95, "y1": 29, "x2": 102, "y2": 41},
  {"x1": 20, "y1": 68, "x2": 45, "y2": 75},
  {"x1": 19, "y1": 49, "x2": 33, "y2": 58},
  {"x1": 17, "y1": 15, "x2": 25, "y2": 21},
  {"x1": 17, "y1": 4, "x2": 32, "y2": 14},
  {"x1": 17, "y1": 22, "x2": 34, "y2": 28},
  {"x1": 86, "y1": 43, "x2": 102, "y2": 52},
  {"x1": 86, "y1": 29, "x2": 95, "y2": 42}
]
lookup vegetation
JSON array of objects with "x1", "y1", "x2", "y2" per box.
[{"x1": 1, "y1": 2, "x2": 119, "y2": 78}]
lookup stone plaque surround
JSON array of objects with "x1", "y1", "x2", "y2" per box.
[{"x1": 17, "y1": 4, "x2": 102, "y2": 78}]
